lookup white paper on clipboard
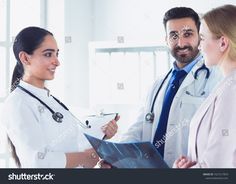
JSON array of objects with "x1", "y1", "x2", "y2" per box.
[{"x1": 80, "y1": 113, "x2": 117, "y2": 139}]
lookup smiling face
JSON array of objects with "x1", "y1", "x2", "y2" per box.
[
  {"x1": 166, "y1": 17, "x2": 200, "y2": 68},
  {"x1": 21, "y1": 35, "x2": 60, "y2": 88}
]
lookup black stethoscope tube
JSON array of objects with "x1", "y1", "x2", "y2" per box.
[
  {"x1": 17, "y1": 85, "x2": 90, "y2": 128},
  {"x1": 145, "y1": 63, "x2": 210, "y2": 122},
  {"x1": 17, "y1": 85, "x2": 60, "y2": 115}
]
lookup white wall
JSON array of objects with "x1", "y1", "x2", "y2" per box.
[
  {"x1": 47, "y1": 0, "x2": 65, "y2": 99},
  {"x1": 64, "y1": 0, "x2": 93, "y2": 109},
  {"x1": 93, "y1": 0, "x2": 236, "y2": 43}
]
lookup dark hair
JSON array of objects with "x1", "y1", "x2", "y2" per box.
[
  {"x1": 163, "y1": 7, "x2": 200, "y2": 32},
  {"x1": 9, "y1": 26, "x2": 53, "y2": 167},
  {"x1": 11, "y1": 26, "x2": 53, "y2": 91}
]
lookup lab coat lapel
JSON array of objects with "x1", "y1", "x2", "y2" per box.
[
  {"x1": 177, "y1": 60, "x2": 204, "y2": 94},
  {"x1": 151, "y1": 74, "x2": 171, "y2": 140}
]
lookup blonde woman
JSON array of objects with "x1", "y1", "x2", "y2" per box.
[{"x1": 174, "y1": 4, "x2": 236, "y2": 168}]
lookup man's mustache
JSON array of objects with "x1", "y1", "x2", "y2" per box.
[{"x1": 174, "y1": 46, "x2": 193, "y2": 52}]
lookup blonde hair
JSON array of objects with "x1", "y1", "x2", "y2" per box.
[{"x1": 202, "y1": 4, "x2": 236, "y2": 61}]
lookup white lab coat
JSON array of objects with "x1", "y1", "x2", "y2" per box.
[
  {"x1": 1, "y1": 81, "x2": 90, "y2": 168},
  {"x1": 188, "y1": 70, "x2": 236, "y2": 168},
  {"x1": 120, "y1": 59, "x2": 223, "y2": 167}
]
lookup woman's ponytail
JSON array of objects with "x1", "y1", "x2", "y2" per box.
[
  {"x1": 11, "y1": 62, "x2": 24, "y2": 92},
  {"x1": 8, "y1": 26, "x2": 53, "y2": 167}
]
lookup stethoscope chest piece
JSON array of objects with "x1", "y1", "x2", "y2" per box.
[
  {"x1": 145, "y1": 112, "x2": 154, "y2": 123},
  {"x1": 52, "y1": 112, "x2": 64, "y2": 123}
]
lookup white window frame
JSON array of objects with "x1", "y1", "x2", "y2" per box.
[{"x1": 0, "y1": 0, "x2": 48, "y2": 168}]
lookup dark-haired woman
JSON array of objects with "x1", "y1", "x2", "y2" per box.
[{"x1": 1, "y1": 27, "x2": 118, "y2": 168}]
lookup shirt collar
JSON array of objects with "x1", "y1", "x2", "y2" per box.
[
  {"x1": 173, "y1": 53, "x2": 203, "y2": 73},
  {"x1": 19, "y1": 80, "x2": 51, "y2": 98}
]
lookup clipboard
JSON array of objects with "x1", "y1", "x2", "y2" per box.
[
  {"x1": 84, "y1": 134, "x2": 169, "y2": 168},
  {"x1": 81, "y1": 113, "x2": 117, "y2": 139}
]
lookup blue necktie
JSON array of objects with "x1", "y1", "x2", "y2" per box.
[{"x1": 153, "y1": 70, "x2": 187, "y2": 157}]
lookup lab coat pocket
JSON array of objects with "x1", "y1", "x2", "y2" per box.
[{"x1": 180, "y1": 95, "x2": 206, "y2": 120}]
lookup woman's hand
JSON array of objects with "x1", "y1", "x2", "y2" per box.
[
  {"x1": 94, "y1": 159, "x2": 112, "y2": 169},
  {"x1": 173, "y1": 156, "x2": 197, "y2": 168},
  {"x1": 101, "y1": 115, "x2": 120, "y2": 139},
  {"x1": 65, "y1": 148, "x2": 99, "y2": 168}
]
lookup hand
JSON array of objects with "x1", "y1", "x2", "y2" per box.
[
  {"x1": 101, "y1": 115, "x2": 120, "y2": 139},
  {"x1": 94, "y1": 159, "x2": 112, "y2": 169},
  {"x1": 173, "y1": 156, "x2": 197, "y2": 168},
  {"x1": 83, "y1": 148, "x2": 99, "y2": 168}
]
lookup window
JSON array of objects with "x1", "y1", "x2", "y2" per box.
[
  {"x1": 89, "y1": 42, "x2": 171, "y2": 105},
  {"x1": 0, "y1": 0, "x2": 6, "y2": 42},
  {"x1": 89, "y1": 42, "x2": 171, "y2": 135},
  {"x1": 0, "y1": 0, "x2": 44, "y2": 168}
]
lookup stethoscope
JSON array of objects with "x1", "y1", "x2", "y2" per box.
[
  {"x1": 145, "y1": 63, "x2": 210, "y2": 123},
  {"x1": 17, "y1": 85, "x2": 91, "y2": 128}
]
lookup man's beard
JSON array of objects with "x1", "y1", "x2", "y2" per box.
[{"x1": 171, "y1": 45, "x2": 199, "y2": 64}]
